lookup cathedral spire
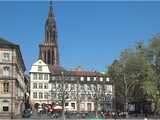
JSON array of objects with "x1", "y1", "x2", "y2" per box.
[
  {"x1": 39, "y1": 1, "x2": 60, "y2": 66},
  {"x1": 48, "y1": 1, "x2": 53, "y2": 17},
  {"x1": 44, "y1": 0, "x2": 57, "y2": 44}
]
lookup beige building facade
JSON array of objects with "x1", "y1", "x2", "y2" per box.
[{"x1": 0, "y1": 38, "x2": 26, "y2": 118}]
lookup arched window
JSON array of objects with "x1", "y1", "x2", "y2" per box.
[
  {"x1": 44, "y1": 51, "x2": 46, "y2": 63},
  {"x1": 47, "y1": 49, "x2": 51, "y2": 64},
  {"x1": 52, "y1": 50, "x2": 54, "y2": 65}
]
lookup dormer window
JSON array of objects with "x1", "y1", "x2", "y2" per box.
[
  {"x1": 80, "y1": 77, "x2": 84, "y2": 81},
  {"x1": 106, "y1": 77, "x2": 110, "y2": 82},
  {"x1": 100, "y1": 77, "x2": 103, "y2": 81},
  {"x1": 38, "y1": 66, "x2": 42, "y2": 71}
]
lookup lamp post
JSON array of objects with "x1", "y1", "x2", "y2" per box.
[
  {"x1": 124, "y1": 73, "x2": 138, "y2": 118},
  {"x1": 61, "y1": 71, "x2": 65, "y2": 120},
  {"x1": 95, "y1": 78, "x2": 99, "y2": 118},
  {"x1": 11, "y1": 49, "x2": 14, "y2": 119}
]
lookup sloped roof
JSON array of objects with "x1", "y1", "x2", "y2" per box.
[
  {"x1": 50, "y1": 65, "x2": 107, "y2": 77},
  {"x1": 30, "y1": 59, "x2": 50, "y2": 73},
  {"x1": 50, "y1": 65, "x2": 67, "y2": 75},
  {"x1": 0, "y1": 38, "x2": 16, "y2": 46}
]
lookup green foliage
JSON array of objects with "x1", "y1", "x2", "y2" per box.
[{"x1": 108, "y1": 34, "x2": 160, "y2": 113}]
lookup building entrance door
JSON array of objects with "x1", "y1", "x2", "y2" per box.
[{"x1": 87, "y1": 103, "x2": 91, "y2": 111}]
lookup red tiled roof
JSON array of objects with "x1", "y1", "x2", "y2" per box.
[
  {"x1": 70, "y1": 70, "x2": 97, "y2": 76},
  {"x1": 49, "y1": 65, "x2": 107, "y2": 77}
]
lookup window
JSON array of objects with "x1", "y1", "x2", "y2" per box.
[
  {"x1": 3, "y1": 66, "x2": 10, "y2": 76},
  {"x1": 33, "y1": 83, "x2": 37, "y2": 89},
  {"x1": 3, "y1": 52, "x2": 10, "y2": 62},
  {"x1": 52, "y1": 76, "x2": 60, "y2": 80},
  {"x1": 33, "y1": 74, "x2": 37, "y2": 80},
  {"x1": 51, "y1": 93, "x2": 57, "y2": 98},
  {"x1": 65, "y1": 84, "x2": 68, "y2": 90},
  {"x1": 93, "y1": 77, "x2": 97, "y2": 81},
  {"x1": 3, "y1": 82, "x2": 9, "y2": 93},
  {"x1": 87, "y1": 84, "x2": 92, "y2": 91},
  {"x1": 90, "y1": 77, "x2": 93, "y2": 81},
  {"x1": 44, "y1": 92, "x2": 49, "y2": 99},
  {"x1": 65, "y1": 103, "x2": 69, "y2": 106},
  {"x1": 87, "y1": 94, "x2": 92, "y2": 100},
  {"x1": 71, "y1": 77, "x2": 74, "y2": 81},
  {"x1": 52, "y1": 76, "x2": 56, "y2": 80},
  {"x1": 52, "y1": 84, "x2": 56, "y2": 91},
  {"x1": 33, "y1": 92, "x2": 37, "y2": 98},
  {"x1": 100, "y1": 77, "x2": 103, "y2": 81},
  {"x1": 44, "y1": 83, "x2": 48, "y2": 89},
  {"x1": 47, "y1": 50, "x2": 51, "y2": 64},
  {"x1": 80, "y1": 77, "x2": 84, "y2": 81},
  {"x1": 106, "y1": 85, "x2": 112, "y2": 93},
  {"x1": 81, "y1": 84, "x2": 84, "y2": 90},
  {"x1": 38, "y1": 66, "x2": 42, "y2": 71},
  {"x1": 81, "y1": 94, "x2": 85, "y2": 100},
  {"x1": 3, "y1": 106, "x2": 9, "y2": 112},
  {"x1": 58, "y1": 94, "x2": 62, "y2": 99},
  {"x1": 87, "y1": 77, "x2": 90, "y2": 81},
  {"x1": 39, "y1": 74, "x2": 43, "y2": 80},
  {"x1": 39, "y1": 83, "x2": 43, "y2": 89},
  {"x1": 71, "y1": 92, "x2": 76, "y2": 99},
  {"x1": 71, "y1": 103, "x2": 75, "y2": 109},
  {"x1": 106, "y1": 77, "x2": 110, "y2": 82},
  {"x1": 39, "y1": 92, "x2": 43, "y2": 99},
  {"x1": 44, "y1": 74, "x2": 48, "y2": 80},
  {"x1": 71, "y1": 84, "x2": 75, "y2": 91}
]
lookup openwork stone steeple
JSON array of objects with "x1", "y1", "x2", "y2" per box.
[{"x1": 39, "y1": 1, "x2": 59, "y2": 66}]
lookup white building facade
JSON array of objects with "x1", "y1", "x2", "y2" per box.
[
  {"x1": 30, "y1": 59, "x2": 51, "y2": 105},
  {"x1": 50, "y1": 70, "x2": 114, "y2": 112}
]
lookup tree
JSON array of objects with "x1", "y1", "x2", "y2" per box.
[
  {"x1": 145, "y1": 34, "x2": 160, "y2": 114},
  {"x1": 108, "y1": 34, "x2": 160, "y2": 116},
  {"x1": 50, "y1": 71, "x2": 75, "y2": 120},
  {"x1": 143, "y1": 80, "x2": 160, "y2": 114},
  {"x1": 108, "y1": 42, "x2": 155, "y2": 114}
]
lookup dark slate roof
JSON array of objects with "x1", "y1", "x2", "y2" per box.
[
  {"x1": 50, "y1": 65, "x2": 68, "y2": 75},
  {"x1": 0, "y1": 38, "x2": 16, "y2": 46}
]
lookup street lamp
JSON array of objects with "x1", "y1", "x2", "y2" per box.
[
  {"x1": 124, "y1": 73, "x2": 138, "y2": 118},
  {"x1": 61, "y1": 71, "x2": 65, "y2": 120}
]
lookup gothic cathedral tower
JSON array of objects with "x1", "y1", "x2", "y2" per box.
[{"x1": 39, "y1": 1, "x2": 59, "y2": 67}]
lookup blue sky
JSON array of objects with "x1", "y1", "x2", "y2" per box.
[{"x1": 0, "y1": 1, "x2": 160, "y2": 72}]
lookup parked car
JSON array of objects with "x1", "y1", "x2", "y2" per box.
[{"x1": 22, "y1": 109, "x2": 32, "y2": 118}]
